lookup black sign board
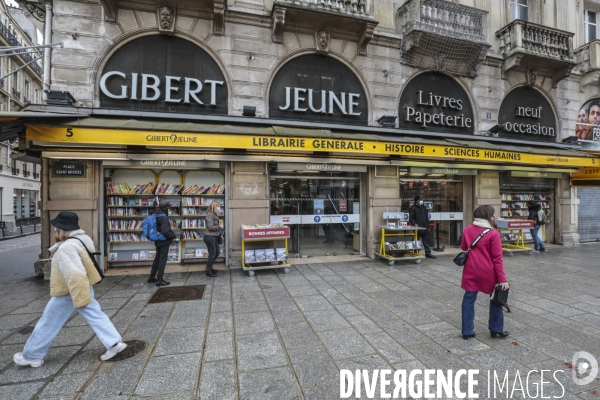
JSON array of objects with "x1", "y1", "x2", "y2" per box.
[
  {"x1": 399, "y1": 72, "x2": 474, "y2": 134},
  {"x1": 99, "y1": 36, "x2": 227, "y2": 115},
  {"x1": 52, "y1": 160, "x2": 86, "y2": 178},
  {"x1": 498, "y1": 87, "x2": 556, "y2": 142},
  {"x1": 269, "y1": 55, "x2": 368, "y2": 125}
]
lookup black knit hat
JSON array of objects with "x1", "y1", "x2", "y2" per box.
[
  {"x1": 50, "y1": 211, "x2": 80, "y2": 231},
  {"x1": 414, "y1": 195, "x2": 421, "y2": 202}
]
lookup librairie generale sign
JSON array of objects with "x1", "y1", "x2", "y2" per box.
[{"x1": 28, "y1": 126, "x2": 599, "y2": 168}]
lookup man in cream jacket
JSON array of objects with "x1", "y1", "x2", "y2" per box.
[{"x1": 13, "y1": 211, "x2": 126, "y2": 367}]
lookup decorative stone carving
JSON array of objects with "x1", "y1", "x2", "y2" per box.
[
  {"x1": 272, "y1": 7, "x2": 286, "y2": 43},
  {"x1": 316, "y1": 30, "x2": 329, "y2": 53},
  {"x1": 214, "y1": 0, "x2": 225, "y2": 36},
  {"x1": 157, "y1": 6, "x2": 175, "y2": 35},
  {"x1": 526, "y1": 68, "x2": 537, "y2": 86},
  {"x1": 358, "y1": 23, "x2": 375, "y2": 55}
]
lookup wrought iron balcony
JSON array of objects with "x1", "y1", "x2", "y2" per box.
[
  {"x1": 11, "y1": 168, "x2": 19, "y2": 175},
  {"x1": 396, "y1": 0, "x2": 490, "y2": 77},
  {"x1": 496, "y1": 20, "x2": 575, "y2": 87},
  {"x1": 11, "y1": 88, "x2": 20, "y2": 100},
  {"x1": 33, "y1": 172, "x2": 39, "y2": 179},
  {"x1": 23, "y1": 171, "x2": 30, "y2": 177},
  {"x1": 24, "y1": 98, "x2": 30, "y2": 105},
  {"x1": 272, "y1": 0, "x2": 377, "y2": 54},
  {"x1": 0, "y1": 79, "x2": 3, "y2": 89},
  {"x1": 0, "y1": 21, "x2": 43, "y2": 77}
]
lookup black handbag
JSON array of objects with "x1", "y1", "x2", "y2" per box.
[
  {"x1": 491, "y1": 284, "x2": 511, "y2": 312},
  {"x1": 453, "y1": 228, "x2": 491, "y2": 266}
]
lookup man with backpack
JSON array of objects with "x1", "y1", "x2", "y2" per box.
[
  {"x1": 146, "y1": 200, "x2": 176, "y2": 286},
  {"x1": 527, "y1": 198, "x2": 547, "y2": 252}
]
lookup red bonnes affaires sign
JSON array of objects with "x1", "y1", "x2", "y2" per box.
[{"x1": 242, "y1": 227, "x2": 291, "y2": 240}]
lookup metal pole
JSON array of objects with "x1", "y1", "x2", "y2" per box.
[
  {"x1": 0, "y1": 43, "x2": 63, "y2": 53},
  {"x1": 43, "y1": 4, "x2": 53, "y2": 94},
  {"x1": 34, "y1": 220, "x2": 36, "y2": 232},
  {"x1": 20, "y1": 223, "x2": 23, "y2": 235},
  {"x1": 0, "y1": 57, "x2": 42, "y2": 81}
]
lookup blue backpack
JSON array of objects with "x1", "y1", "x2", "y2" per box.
[{"x1": 142, "y1": 212, "x2": 167, "y2": 241}]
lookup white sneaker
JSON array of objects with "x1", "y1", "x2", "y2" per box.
[
  {"x1": 13, "y1": 352, "x2": 44, "y2": 368},
  {"x1": 100, "y1": 341, "x2": 127, "y2": 361}
]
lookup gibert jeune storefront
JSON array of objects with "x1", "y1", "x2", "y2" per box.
[{"x1": 16, "y1": 37, "x2": 600, "y2": 269}]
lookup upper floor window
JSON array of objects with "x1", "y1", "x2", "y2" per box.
[
  {"x1": 586, "y1": 10, "x2": 599, "y2": 43},
  {"x1": 510, "y1": 0, "x2": 528, "y2": 21},
  {"x1": 24, "y1": 80, "x2": 30, "y2": 100},
  {"x1": 12, "y1": 71, "x2": 18, "y2": 91},
  {"x1": 34, "y1": 88, "x2": 39, "y2": 104}
]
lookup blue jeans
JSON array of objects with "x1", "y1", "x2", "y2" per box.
[
  {"x1": 23, "y1": 287, "x2": 121, "y2": 360},
  {"x1": 461, "y1": 291, "x2": 504, "y2": 335},
  {"x1": 530, "y1": 224, "x2": 546, "y2": 251}
]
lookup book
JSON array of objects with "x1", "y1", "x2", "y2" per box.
[
  {"x1": 275, "y1": 248, "x2": 287, "y2": 260},
  {"x1": 139, "y1": 250, "x2": 148, "y2": 260},
  {"x1": 245, "y1": 249, "x2": 256, "y2": 263},
  {"x1": 132, "y1": 253, "x2": 139, "y2": 261},
  {"x1": 108, "y1": 253, "x2": 118, "y2": 261},
  {"x1": 195, "y1": 248, "x2": 208, "y2": 258},
  {"x1": 265, "y1": 248, "x2": 276, "y2": 261},
  {"x1": 148, "y1": 250, "x2": 156, "y2": 260},
  {"x1": 184, "y1": 248, "x2": 196, "y2": 259},
  {"x1": 254, "y1": 249, "x2": 266, "y2": 262}
]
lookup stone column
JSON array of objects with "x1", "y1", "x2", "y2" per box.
[
  {"x1": 367, "y1": 165, "x2": 400, "y2": 258},
  {"x1": 556, "y1": 174, "x2": 580, "y2": 246},
  {"x1": 474, "y1": 170, "x2": 501, "y2": 215},
  {"x1": 228, "y1": 161, "x2": 269, "y2": 268}
]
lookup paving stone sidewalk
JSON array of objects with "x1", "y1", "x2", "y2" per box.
[{"x1": 1, "y1": 244, "x2": 600, "y2": 399}]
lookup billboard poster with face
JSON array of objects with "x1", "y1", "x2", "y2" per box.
[{"x1": 576, "y1": 99, "x2": 600, "y2": 141}]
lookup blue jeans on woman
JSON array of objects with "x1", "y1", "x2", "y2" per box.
[
  {"x1": 461, "y1": 291, "x2": 504, "y2": 335},
  {"x1": 23, "y1": 287, "x2": 121, "y2": 361},
  {"x1": 530, "y1": 224, "x2": 546, "y2": 251}
]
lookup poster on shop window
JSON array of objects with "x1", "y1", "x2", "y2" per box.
[{"x1": 576, "y1": 99, "x2": 600, "y2": 141}]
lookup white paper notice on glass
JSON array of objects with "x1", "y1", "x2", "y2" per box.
[{"x1": 353, "y1": 202, "x2": 360, "y2": 214}]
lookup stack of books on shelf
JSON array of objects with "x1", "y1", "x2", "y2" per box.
[
  {"x1": 182, "y1": 197, "x2": 204, "y2": 206},
  {"x1": 106, "y1": 208, "x2": 141, "y2": 216},
  {"x1": 182, "y1": 207, "x2": 204, "y2": 216},
  {"x1": 182, "y1": 184, "x2": 225, "y2": 195},
  {"x1": 181, "y1": 219, "x2": 206, "y2": 229},
  {"x1": 106, "y1": 182, "x2": 132, "y2": 195},
  {"x1": 155, "y1": 183, "x2": 183, "y2": 195},
  {"x1": 130, "y1": 183, "x2": 157, "y2": 195},
  {"x1": 182, "y1": 231, "x2": 203, "y2": 240},
  {"x1": 245, "y1": 248, "x2": 287, "y2": 263},
  {"x1": 385, "y1": 240, "x2": 422, "y2": 250},
  {"x1": 108, "y1": 233, "x2": 148, "y2": 243},
  {"x1": 107, "y1": 220, "x2": 142, "y2": 231}
]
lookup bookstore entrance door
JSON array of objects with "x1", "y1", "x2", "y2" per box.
[{"x1": 270, "y1": 169, "x2": 362, "y2": 258}]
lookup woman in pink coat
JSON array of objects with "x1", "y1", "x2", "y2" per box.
[{"x1": 460, "y1": 205, "x2": 510, "y2": 340}]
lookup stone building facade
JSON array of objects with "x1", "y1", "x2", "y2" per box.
[
  {"x1": 14, "y1": 0, "x2": 600, "y2": 268},
  {"x1": 0, "y1": 2, "x2": 43, "y2": 229}
]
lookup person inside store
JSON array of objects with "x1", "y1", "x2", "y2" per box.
[
  {"x1": 148, "y1": 200, "x2": 176, "y2": 286},
  {"x1": 409, "y1": 195, "x2": 436, "y2": 259},
  {"x1": 204, "y1": 201, "x2": 223, "y2": 278},
  {"x1": 460, "y1": 205, "x2": 510, "y2": 340},
  {"x1": 527, "y1": 197, "x2": 547, "y2": 253},
  {"x1": 14, "y1": 211, "x2": 127, "y2": 368},
  {"x1": 322, "y1": 199, "x2": 335, "y2": 243}
]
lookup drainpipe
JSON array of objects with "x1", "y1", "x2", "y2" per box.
[{"x1": 42, "y1": 3, "x2": 52, "y2": 97}]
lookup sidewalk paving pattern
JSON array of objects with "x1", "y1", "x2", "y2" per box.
[{"x1": 0, "y1": 244, "x2": 600, "y2": 399}]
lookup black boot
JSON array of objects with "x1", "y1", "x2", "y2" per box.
[
  {"x1": 206, "y1": 267, "x2": 218, "y2": 277},
  {"x1": 148, "y1": 275, "x2": 157, "y2": 283},
  {"x1": 155, "y1": 278, "x2": 170, "y2": 287}
]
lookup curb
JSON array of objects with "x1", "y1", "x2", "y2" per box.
[{"x1": 0, "y1": 231, "x2": 40, "y2": 242}]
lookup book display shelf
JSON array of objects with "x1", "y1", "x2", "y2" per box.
[
  {"x1": 104, "y1": 169, "x2": 225, "y2": 267},
  {"x1": 499, "y1": 190, "x2": 551, "y2": 246}
]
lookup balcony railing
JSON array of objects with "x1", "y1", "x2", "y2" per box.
[
  {"x1": 33, "y1": 172, "x2": 39, "y2": 179},
  {"x1": 24, "y1": 98, "x2": 30, "y2": 105},
  {"x1": 11, "y1": 87, "x2": 20, "y2": 100},
  {"x1": 274, "y1": 0, "x2": 367, "y2": 15},
  {"x1": 11, "y1": 168, "x2": 19, "y2": 175},
  {"x1": 396, "y1": 0, "x2": 490, "y2": 77},
  {"x1": 0, "y1": 21, "x2": 43, "y2": 77},
  {"x1": 23, "y1": 171, "x2": 30, "y2": 177},
  {"x1": 496, "y1": 20, "x2": 574, "y2": 62},
  {"x1": 0, "y1": 79, "x2": 3, "y2": 89}
]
